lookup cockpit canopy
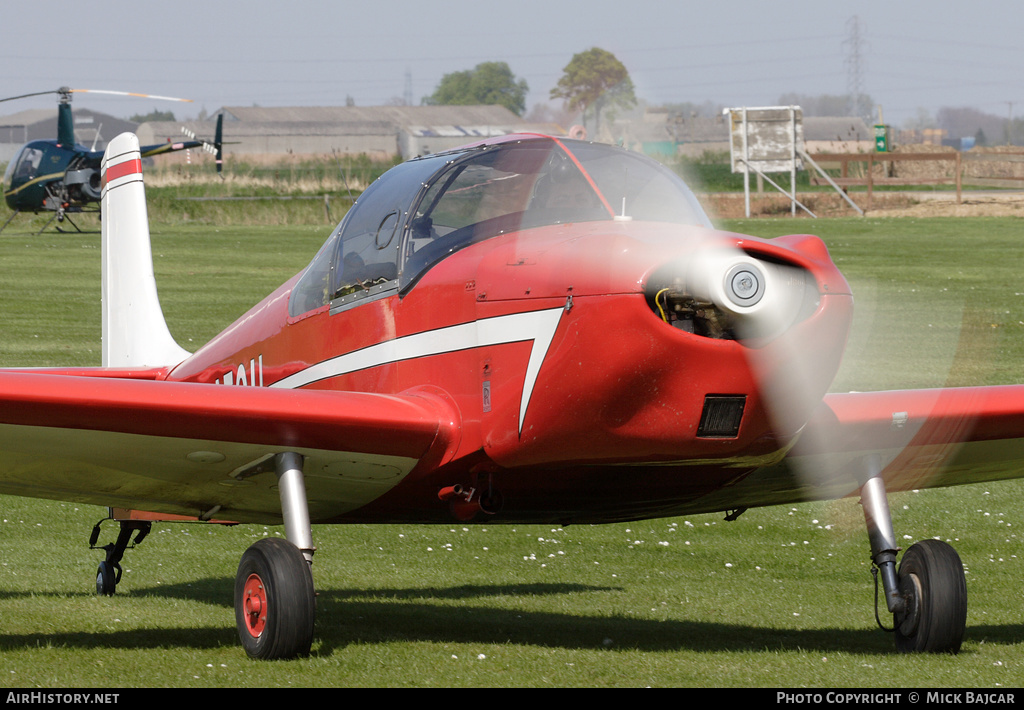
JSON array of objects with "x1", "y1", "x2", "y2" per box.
[
  {"x1": 5, "y1": 145, "x2": 45, "y2": 185},
  {"x1": 289, "y1": 135, "x2": 712, "y2": 317}
]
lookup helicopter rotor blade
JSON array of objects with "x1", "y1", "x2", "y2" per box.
[
  {"x1": 1, "y1": 88, "x2": 194, "y2": 105},
  {"x1": 69, "y1": 89, "x2": 193, "y2": 103},
  {"x1": 0, "y1": 90, "x2": 66, "y2": 104}
]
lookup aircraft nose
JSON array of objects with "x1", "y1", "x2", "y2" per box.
[
  {"x1": 726, "y1": 264, "x2": 764, "y2": 304},
  {"x1": 644, "y1": 244, "x2": 819, "y2": 344}
]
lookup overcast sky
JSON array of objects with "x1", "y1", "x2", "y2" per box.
[{"x1": 3, "y1": 0, "x2": 1022, "y2": 128}]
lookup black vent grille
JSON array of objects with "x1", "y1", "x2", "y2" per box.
[{"x1": 697, "y1": 395, "x2": 746, "y2": 438}]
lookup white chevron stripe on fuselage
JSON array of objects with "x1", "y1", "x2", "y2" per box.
[{"x1": 270, "y1": 307, "x2": 564, "y2": 434}]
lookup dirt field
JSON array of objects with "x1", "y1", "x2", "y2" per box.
[
  {"x1": 703, "y1": 190, "x2": 1024, "y2": 220},
  {"x1": 705, "y1": 144, "x2": 1024, "y2": 220}
]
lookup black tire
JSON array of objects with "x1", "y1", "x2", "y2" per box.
[
  {"x1": 96, "y1": 561, "x2": 117, "y2": 596},
  {"x1": 234, "y1": 538, "x2": 316, "y2": 660},
  {"x1": 894, "y1": 539, "x2": 967, "y2": 653}
]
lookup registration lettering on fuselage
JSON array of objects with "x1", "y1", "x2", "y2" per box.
[{"x1": 215, "y1": 355, "x2": 264, "y2": 387}]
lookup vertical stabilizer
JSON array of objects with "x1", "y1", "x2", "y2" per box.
[{"x1": 100, "y1": 133, "x2": 191, "y2": 368}]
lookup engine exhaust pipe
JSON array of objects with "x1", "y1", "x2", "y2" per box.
[{"x1": 438, "y1": 484, "x2": 502, "y2": 521}]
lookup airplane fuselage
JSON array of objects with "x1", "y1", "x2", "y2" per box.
[{"x1": 168, "y1": 184, "x2": 853, "y2": 523}]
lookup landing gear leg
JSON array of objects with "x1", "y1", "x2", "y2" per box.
[
  {"x1": 35, "y1": 213, "x2": 58, "y2": 235},
  {"x1": 0, "y1": 210, "x2": 19, "y2": 235},
  {"x1": 860, "y1": 456, "x2": 967, "y2": 653},
  {"x1": 89, "y1": 516, "x2": 152, "y2": 596},
  {"x1": 234, "y1": 452, "x2": 316, "y2": 659},
  {"x1": 54, "y1": 212, "x2": 83, "y2": 234}
]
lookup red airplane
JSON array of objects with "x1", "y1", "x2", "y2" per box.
[{"x1": 1, "y1": 131, "x2": 1022, "y2": 660}]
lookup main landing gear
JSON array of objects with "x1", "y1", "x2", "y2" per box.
[
  {"x1": 860, "y1": 456, "x2": 968, "y2": 653},
  {"x1": 234, "y1": 452, "x2": 317, "y2": 660},
  {"x1": 89, "y1": 453, "x2": 318, "y2": 659}
]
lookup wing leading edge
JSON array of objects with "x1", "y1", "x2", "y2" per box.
[
  {"x1": 0, "y1": 370, "x2": 459, "y2": 523},
  {"x1": 694, "y1": 385, "x2": 1024, "y2": 513}
]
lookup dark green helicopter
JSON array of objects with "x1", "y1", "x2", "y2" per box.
[{"x1": 2, "y1": 87, "x2": 223, "y2": 233}]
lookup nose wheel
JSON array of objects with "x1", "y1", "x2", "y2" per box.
[{"x1": 860, "y1": 461, "x2": 968, "y2": 654}]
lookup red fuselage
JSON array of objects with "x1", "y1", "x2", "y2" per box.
[{"x1": 168, "y1": 137, "x2": 854, "y2": 523}]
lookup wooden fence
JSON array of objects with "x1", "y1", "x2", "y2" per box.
[{"x1": 807, "y1": 151, "x2": 1024, "y2": 209}]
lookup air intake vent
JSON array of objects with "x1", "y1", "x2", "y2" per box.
[{"x1": 697, "y1": 395, "x2": 746, "y2": 438}]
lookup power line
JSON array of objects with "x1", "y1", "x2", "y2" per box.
[{"x1": 843, "y1": 15, "x2": 870, "y2": 122}]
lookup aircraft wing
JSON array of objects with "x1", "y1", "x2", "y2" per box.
[
  {"x1": 692, "y1": 385, "x2": 1024, "y2": 512},
  {"x1": 0, "y1": 370, "x2": 457, "y2": 524}
]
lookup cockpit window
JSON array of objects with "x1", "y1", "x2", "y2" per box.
[
  {"x1": 568, "y1": 141, "x2": 711, "y2": 225},
  {"x1": 288, "y1": 226, "x2": 339, "y2": 317},
  {"x1": 289, "y1": 152, "x2": 449, "y2": 317},
  {"x1": 402, "y1": 141, "x2": 611, "y2": 287},
  {"x1": 7, "y1": 147, "x2": 44, "y2": 182},
  {"x1": 400, "y1": 138, "x2": 711, "y2": 288},
  {"x1": 290, "y1": 136, "x2": 714, "y2": 316}
]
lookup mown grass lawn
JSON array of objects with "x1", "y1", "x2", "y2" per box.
[{"x1": 0, "y1": 216, "x2": 1021, "y2": 687}]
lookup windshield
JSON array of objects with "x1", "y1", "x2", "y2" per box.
[
  {"x1": 402, "y1": 137, "x2": 711, "y2": 287},
  {"x1": 290, "y1": 136, "x2": 715, "y2": 315},
  {"x1": 5, "y1": 146, "x2": 44, "y2": 185},
  {"x1": 566, "y1": 140, "x2": 711, "y2": 224}
]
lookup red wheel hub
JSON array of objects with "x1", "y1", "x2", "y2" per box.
[{"x1": 242, "y1": 573, "x2": 267, "y2": 637}]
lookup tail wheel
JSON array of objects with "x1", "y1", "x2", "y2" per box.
[
  {"x1": 234, "y1": 538, "x2": 316, "y2": 660},
  {"x1": 894, "y1": 539, "x2": 967, "y2": 654},
  {"x1": 96, "y1": 561, "x2": 119, "y2": 596}
]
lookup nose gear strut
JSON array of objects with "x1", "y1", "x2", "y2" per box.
[{"x1": 858, "y1": 455, "x2": 967, "y2": 653}]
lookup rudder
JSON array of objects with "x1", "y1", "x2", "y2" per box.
[{"x1": 100, "y1": 133, "x2": 191, "y2": 368}]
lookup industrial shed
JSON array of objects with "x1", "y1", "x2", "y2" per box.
[
  {"x1": 136, "y1": 105, "x2": 561, "y2": 160},
  {"x1": 0, "y1": 108, "x2": 136, "y2": 162},
  {"x1": 613, "y1": 109, "x2": 875, "y2": 160},
  {"x1": 803, "y1": 116, "x2": 874, "y2": 153}
]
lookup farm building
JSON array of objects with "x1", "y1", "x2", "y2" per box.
[
  {"x1": 0, "y1": 108, "x2": 136, "y2": 162},
  {"x1": 136, "y1": 105, "x2": 564, "y2": 160},
  {"x1": 803, "y1": 116, "x2": 874, "y2": 153},
  {"x1": 613, "y1": 108, "x2": 875, "y2": 160}
]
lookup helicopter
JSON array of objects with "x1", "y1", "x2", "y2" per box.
[{"x1": 1, "y1": 87, "x2": 223, "y2": 234}]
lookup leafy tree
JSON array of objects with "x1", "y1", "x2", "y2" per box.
[
  {"x1": 425, "y1": 62, "x2": 529, "y2": 116},
  {"x1": 550, "y1": 47, "x2": 636, "y2": 137},
  {"x1": 904, "y1": 107, "x2": 938, "y2": 131},
  {"x1": 129, "y1": 109, "x2": 176, "y2": 123},
  {"x1": 937, "y1": 106, "x2": 1004, "y2": 144}
]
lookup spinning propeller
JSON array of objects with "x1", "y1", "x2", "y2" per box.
[{"x1": 648, "y1": 229, "x2": 950, "y2": 499}]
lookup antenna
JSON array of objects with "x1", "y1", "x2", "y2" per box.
[{"x1": 613, "y1": 168, "x2": 632, "y2": 221}]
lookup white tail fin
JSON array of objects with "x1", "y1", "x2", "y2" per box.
[{"x1": 100, "y1": 133, "x2": 191, "y2": 368}]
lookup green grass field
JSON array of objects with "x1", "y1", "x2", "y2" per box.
[{"x1": 0, "y1": 215, "x2": 1022, "y2": 687}]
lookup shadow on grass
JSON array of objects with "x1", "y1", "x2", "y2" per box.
[{"x1": 2, "y1": 577, "x2": 1021, "y2": 656}]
